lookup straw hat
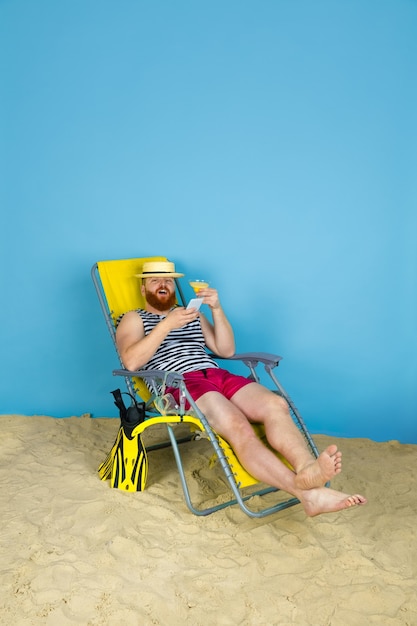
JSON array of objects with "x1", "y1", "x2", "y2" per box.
[{"x1": 135, "y1": 260, "x2": 184, "y2": 278}]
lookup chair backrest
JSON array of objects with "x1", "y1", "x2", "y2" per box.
[
  {"x1": 96, "y1": 256, "x2": 168, "y2": 325},
  {"x1": 92, "y1": 256, "x2": 185, "y2": 402}
]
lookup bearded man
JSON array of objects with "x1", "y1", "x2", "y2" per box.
[{"x1": 116, "y1": 261, "x2": 367, "y2": 517}]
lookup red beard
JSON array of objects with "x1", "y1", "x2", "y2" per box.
[{"x1": 144, "y1": 288, "x2": 177, "y2": 312}]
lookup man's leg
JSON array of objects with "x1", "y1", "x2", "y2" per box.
[
  {"x1": 196, "y1": 388, "x2": 366, "y2": 516},
  {"x1": 196, "y1": 390, "x2": 307, "y2": 489},
  {"x1": 230, "y1": 383, "x2": 342, "y2": 489}
]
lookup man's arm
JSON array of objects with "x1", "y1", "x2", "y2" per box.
[
  {"x1": 116, "y1": 308, "x2": 199, "y2": 371},
  {"x1": 199, "y1": 288, "x2": 235, "y2": 358}
]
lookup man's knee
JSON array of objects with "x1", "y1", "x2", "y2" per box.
[
  {"x1": 273, "y1": 393, "x2": 290, "y2": 413},
  {"x1": 258, "y1": 389, "x2": 290, "y2": 416},
  {"x1": 218, "y1": 412, "x2": 256, "y2": 445}
]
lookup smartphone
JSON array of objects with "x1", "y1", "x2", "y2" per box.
[{"x1": 186, "y1": 297, "x2": 203, "y2": 311}]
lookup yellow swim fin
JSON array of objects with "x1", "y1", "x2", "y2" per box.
[
  {"x1": 98, "y1": 425, "x2": 122, "y2": 481},
  {"x1": 99, "y1": 389, "x2": 148, "y2": 491},
  {"x1": 110, "y1": 425, "x2": 148, "y2": 491}
]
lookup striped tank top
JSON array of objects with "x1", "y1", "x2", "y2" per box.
[{"x1": 135, "y1": 309, "x2": 219, "y2": 374}]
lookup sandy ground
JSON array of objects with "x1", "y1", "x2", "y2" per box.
[{"x1": 1, "y1": 414, "x2": 416, "y2": 626}]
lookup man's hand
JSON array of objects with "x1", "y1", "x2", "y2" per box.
[
  {"x1": 196, "y1": 287, "x2": 220, "y2": 310},
  {"x1": 164, "y1": 306, "x2": 200, "y2": 330}
]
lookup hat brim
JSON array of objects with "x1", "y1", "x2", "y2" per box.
[{"x1": 135, "y1": 272, "x2": 184, "y2": 278}]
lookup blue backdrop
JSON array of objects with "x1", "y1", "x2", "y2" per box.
[{"x1": 1, "y1": 0, "x2": 416, "y2": 443}]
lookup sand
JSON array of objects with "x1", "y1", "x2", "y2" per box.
[{"x1": 1, "y1": 414, "x2": 416, "y2": 626}]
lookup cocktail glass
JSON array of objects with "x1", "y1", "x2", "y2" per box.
[{"x1": 189, "y1": 279, "x2": 209, "y2": 294}]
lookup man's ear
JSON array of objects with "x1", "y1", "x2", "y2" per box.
[{"x1": 140, "y1": 283, "x2": 145, "y2": 296}]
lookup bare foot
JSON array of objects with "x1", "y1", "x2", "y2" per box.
[
  {"x1": 295, "y1": 445, "x2": 342, "y2": 490},
  {"x1": 301, "y1": 486, "x2": 367, "y2": 517}
]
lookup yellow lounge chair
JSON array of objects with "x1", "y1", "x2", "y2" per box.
[{"x1": 91, "y1": 257, "x2": 320, "y2": 517}]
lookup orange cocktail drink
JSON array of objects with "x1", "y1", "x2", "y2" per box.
[{"x1": 189, "y1": 279, "x2": 209, "y2": 294}]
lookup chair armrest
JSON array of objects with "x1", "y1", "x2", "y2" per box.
[{"x1": 211, "y1": 352, "x2": 282, "y2": 368}]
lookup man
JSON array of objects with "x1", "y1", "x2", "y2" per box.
[{"x1": 116, "y1": 260, "x2": 367, "y2": 517}]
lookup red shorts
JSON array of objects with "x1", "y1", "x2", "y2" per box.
[{"x1": 166, "y1": 367, "x2": 253, "y2": 407}]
